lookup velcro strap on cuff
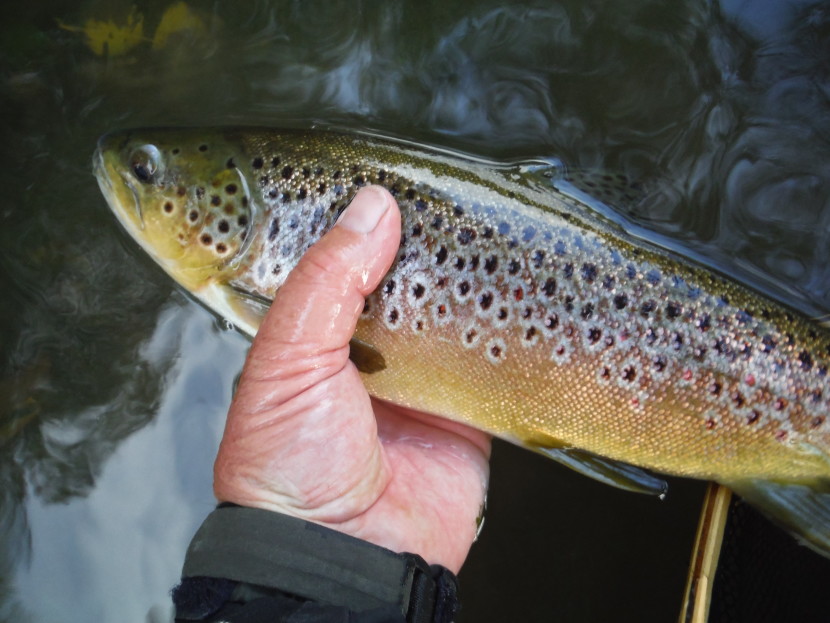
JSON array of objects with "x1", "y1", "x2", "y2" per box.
[{"x1": 181, "y1": 505, "x2": 458, "y2": 622}]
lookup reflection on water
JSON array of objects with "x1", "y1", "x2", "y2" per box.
[{"x1": 1, "y1": 1, "x2": 829, "y2": 621}]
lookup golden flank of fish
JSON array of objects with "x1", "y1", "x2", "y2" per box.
[{"x1": 95, "y1": 127, "x2": 830, "y2": 555}]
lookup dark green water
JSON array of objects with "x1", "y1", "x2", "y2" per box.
[{"x1": 1, "y1": 1, "x2": 829, "y2": 620}]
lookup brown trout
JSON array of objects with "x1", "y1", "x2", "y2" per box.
[{"x1": 94, "y1": 127, "x2": 830, "y2": 555}]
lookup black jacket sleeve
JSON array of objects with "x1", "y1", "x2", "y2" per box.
[{"x1": 172, "y1": 504, "x2": 461, "y2": 623}]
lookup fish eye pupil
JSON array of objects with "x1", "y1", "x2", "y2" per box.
[
  {"x1": 129, "y1": 144, "x2": 162, "y2": 184},
  {"x1": 133, "y1": 162, "x2": 152, "y2": 182}
]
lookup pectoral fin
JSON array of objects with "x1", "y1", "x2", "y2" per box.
[
  {"x1": 728, "y1": 478, "x2": 830, "y2": 558},
  {"x1": 349, "y1": 338, "x2": 386, "y2": 374},
  {"x1": 529, "y1": 440, "x2": 668, "y2": 497}
]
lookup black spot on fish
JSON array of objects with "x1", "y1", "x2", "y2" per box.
[
  {"x1": 497, "y1": 307, "x2": 508, "y2": 320},
  {"x1": 225, "y1": 184, "x2": 237, "y2": 194},
  {"x1": 405, "y1": 188, "x2": 416, "y2": 200},
  {"x1": 652, "y1": 355, "x2": 667, "y2": 371},
  {"x1": 458, "y1": 281, "x2": 471, "y2": 296},
  {"x1": 484, "y1": 255, "x2": 498, "y2": 274},
  {"x1": 581, "y1": 304, "x2": 594, "y2": 320},
  {"x1": 799, "y1": 350, "x2": 813, "y2": 371},
  {"x1": 172, "y1": 148, "x2": 180, "y2": 155},
  {"x1": 508, "y1": 259, "x2": 521, "y2": 275},
  {"x1": 581, "y1": 263, "x2": 598, "y2": 283},
  {"x1": 412, "y1": 223, "x2": 423, "y2": 237},
  {"x1": 469, "y1": 255, "x2": 480, "y2": 270},
  {"x1": 271, "y1": 157, "x2": 281, "y2": 168},
  {"x1": 563, "y1": 263, "x2": 574, "y2": 278},
  {"x1": 812, "y1": 416, "x2": 825, "y2": 428},
  {"x1": 747, "y1": 410, "x2": 761, "y2": 425},
  {"x1": 226, "y1": 158, "x2": 235, "y2": 169},
  {"x1": 177, "y1": 186, "x2": 187, "y2": 196},
  {"x1": 252, "y1": 157, "x2": 263, "y2": 169},
  {"x1": 490, "y1": 344, "x2": 503, "y2": 358},
  {"x1": 762, "y1": 335, "x2": 776, "y2": 353},
  {"x1": 199, "y1": 144, "x2": 208, "y2": 152},
  {"x1": 200, "y1": 233, "x2": 212, "y2": 245},
  {"x1": 622, "y1": 366, "x2": 637, "y2": 382},
  {"x1": 413, "y1": 284, "x2": 425, "y2": 299},
  {"x1": 318, "y1": 183, "x2": 327, "y2": 194},
  {"x1": 542, "y1": 278, "x2": 557, "y2": 297},
  {"x1": 196, "y1": 187, "x2": 205, "y2": 200},
  {"x1": 272, "y1": 265, "x2": 282, "y2": 275},
  {"x1": 455, "y1": 257, "x2": 466, "y2": 270},
  {"x1": 282, "y1": 166, "x2": 293, "y2": 180},
  {"x1": 564, "y1": 296, "x2": 574, "y2": 312},
  {"x1": 218, "y1": 220, "x2": 230, "y2": 233},
  {"x1": 525, "y1": 326, "x2": 537, "y2": 341},
  {"x1": 216, "y1": 242, "x2": 227, "y2": 253},
  {"x1": 268, "y1": 189, "x2": 278, "y2": 199},
  {"x1": 298, "y1": 188, "x2": 307, "y2": 200},
  {"x1": 377, "y1": 170, "x2": 387, "y2": 182},
  {"x1": 211, "y1": 195, "x2": 221, "y2": 206},
  {"x1": 281, "y1": 192, "x2": 291, "y2": 203},
  {"x1": 532, "y1": 251, "x2": 545, "y2": 268},
  {"x1": 388, "y1": 309, "x2": 399, "y2": 324},
  {"x1": 333, "y1": 170, "x2": 342, "y2": 180},
  {"x1": 774, "y1": 398, "x2": 787, "y2": 411},
  {"x1": 188, "y1": 210, "x2": 199, "y2": 222},
  {"x1": 479, "y1": 292, "x2": 494, "y2": 310},
  {"x1": 708, "y1": 382, "x2": 722, "y2": 396},
  {"x1": 353, "y1": 175, "x2": 366, "y2": 186},
  {"x1": 268, "y1": 218, "x2": 280, "y2": 240},
  {"x1": 384, "y1": 280, "x2": 396, "y2": 295},
  {"x1": 465, "y1": 328, "x2": 478, "y2": 344},
  {"x1": 545, "y1": 314, "x2": 559, "y2": 330},
  {"x1": 436, "y1": 303, "x2": 447, "y2": 317},
  {"x1": 457, "y1": 228, "x2": 476, "y2": 245},
  {"x1": 431, "y1": 215, "x2": 443, "y2": 229},
  {"x1": 435, "y1": 246, "x2": 448, "y2": 265},
  {"x1": 302, "y1": 167, "x2": 310, "y2": 178},
  {"x1": 731, "y1": 391, "x2": 745, "y2": 408},
  {"x1": 454, "y1": 205, "x2": 464, "y2": 216},
  {"x1": 587, "y1": 327, "x2": 602, "y2": 343},
  {"x1": 613, "y1": 294, "x2": 628, "y2": 310},
  {"x1": 415, "y1": 199, "x2": 428, "y2": 211},
  {"x1": 483, "y1": 227, "x2": 494, "y2": 240},
  {"x1": 163, "y1": 201, "x2": 174, "y2": 213},
  {"x1": 666, "y1": 303, "x2": 682, "y2": 319},
  {"x1": 640, "y1": 300, "x2": 656, "y2": 317},
  {"x1": 602, "y1": 275, "x2": 615, "y2": 290},
  {"x1": 238, "y1": 215, "x2": 248, "y2": 227},
  {"x1": 672, "y1": 332, "x2": 684, "y2": 350}
]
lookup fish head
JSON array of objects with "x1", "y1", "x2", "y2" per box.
[{"x1": 94, "y1": 129, "x2": 254, "y2": 293}]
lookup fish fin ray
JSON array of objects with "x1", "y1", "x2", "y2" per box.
[
  {"x1": 531, "y1": 443, "x2": 668, "y2": 496},
  {"x1": 728, "y1": 478, "x2": 830, "y2": 558}
]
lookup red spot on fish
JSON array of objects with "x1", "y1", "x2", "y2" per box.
[
  {"x1": 774, "y1": 398, "x2": 787, "y2": 411},
  {"x1": 682, "y1": 369, "x2": 693, "y2": 381},
  {"x1": 631, "y1": 397, "x2": 640, "y2": 408},
  {"x1": 705, "y1": 417, "x2": 716, "y2": 430},
  {"x1": 745, "y1": 374, "x2": 756, "y2": 387},
  {"x1": 514, "y1": 288, "x2": 524, "y2": 302},
  {"x1": 775, "y1": 430, "x2": 788, "y2": 442}
]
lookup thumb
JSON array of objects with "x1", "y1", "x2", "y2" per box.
[{"x1": 214, "y1": 186, "x2": 401, "y2": 517}]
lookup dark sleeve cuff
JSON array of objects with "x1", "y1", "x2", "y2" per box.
[{"x1": 173, "y1": 505, "x2": 460, "y2": 623}]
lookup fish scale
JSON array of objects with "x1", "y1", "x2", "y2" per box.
[{"x1": 95, "y1": 127, "x2": 830, "y2": 556}]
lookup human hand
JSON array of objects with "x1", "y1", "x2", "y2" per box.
[{"x1": 213, "y1": 186, "x2": 491, "y2": 573}]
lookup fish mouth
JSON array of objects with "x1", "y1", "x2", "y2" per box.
[{"x1": 93, "y1": 143, "x2": 145, "y2": 232}]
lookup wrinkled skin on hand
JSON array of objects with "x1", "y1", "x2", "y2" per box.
[{"x1": 214, "y1": 186, "x2": 491, "y2": 573}]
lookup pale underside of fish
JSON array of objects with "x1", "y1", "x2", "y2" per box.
[{"x1": 94, "y1": 127, "x2": 830, "y2": 556}]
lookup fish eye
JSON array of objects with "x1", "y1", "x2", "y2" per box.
[{"x1": 130, "y1": 145, "x2": 163, "y2": 184}]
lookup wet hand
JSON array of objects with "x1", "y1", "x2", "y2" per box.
[{"x1": 214, "y1": 186, "x2": 491, "y2": 573}]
